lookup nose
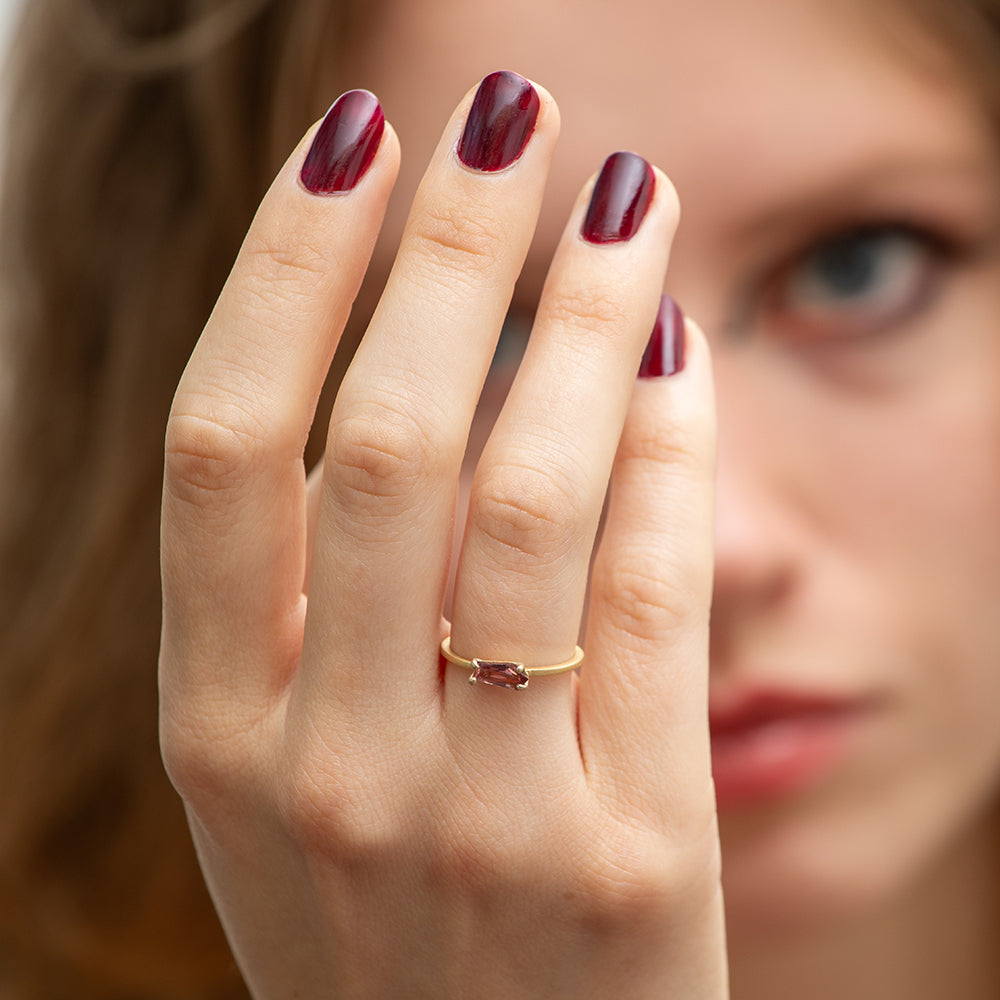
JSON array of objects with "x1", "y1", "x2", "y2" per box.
[{"x1": 710, "y1": 366, "x2": 801, "y2": 667}]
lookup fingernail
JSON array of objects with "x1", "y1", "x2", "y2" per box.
[
  {"x1": 581, "y1": 151, "x2": 655, "y2": 244},
  {"x1": 639, "y1": 294, "x2": 686, "y2": 378},
  {"x1": 457, "y1": 70, "x2": 540, "y2": 172},
  {"x1": 300, "y1": 90, "x2": 385, "y2": 194}
]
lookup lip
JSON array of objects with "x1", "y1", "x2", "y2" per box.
[{"x1": 709, "y1": 688, "x2": 873, "y2": 809}]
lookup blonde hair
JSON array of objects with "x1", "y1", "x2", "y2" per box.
[{"x1": 0, "y1": 0, "x2": 997, "y2": 995}]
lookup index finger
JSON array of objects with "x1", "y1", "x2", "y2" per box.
[{"x1": 161, "y1": 90, "x2": 399, "y2": 699}]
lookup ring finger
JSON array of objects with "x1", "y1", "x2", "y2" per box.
[{"x1": 446, "y1": 153, "x2": 680, "y2": 762}]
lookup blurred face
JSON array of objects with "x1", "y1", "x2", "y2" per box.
[{"x1": 342, "y1": 0, "x2": 1000, "y2": 940}]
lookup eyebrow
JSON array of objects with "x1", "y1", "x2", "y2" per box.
[{"x1": 726, "y1": 154, "x2": 1000, "y2": 252}]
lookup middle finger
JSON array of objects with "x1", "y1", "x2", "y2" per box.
[
  {"x1": 301, "y1": 72, "x2": 558, "y2": 719},
  {"x1": 447, "y1": 153, "x2": 680, "y2": 758}
]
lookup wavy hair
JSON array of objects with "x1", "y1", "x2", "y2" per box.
[{"x1": 0, "y1": 0, "x2": 362, "y2": 995}]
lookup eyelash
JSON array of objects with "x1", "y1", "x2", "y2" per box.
[{"x1": 751, "y1": 221, "x2": 965, "y2": 345}]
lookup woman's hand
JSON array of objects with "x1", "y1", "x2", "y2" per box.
[{"x1": 159, "y1": 73, "x2": 726, "y2": 998}]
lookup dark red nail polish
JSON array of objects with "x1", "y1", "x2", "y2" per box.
[
  {"x1": 301, "y1": 90, "x2": 384, "y2": 194},
  {"x1": 457, "y1": 70, "x2": 540, "y2": 172},
  {"x1": 639, "y1": 294, "x2": 686, "y2": 378},
  {"x1": 582, "y1": 152, "x2": 655, "y2": 244}
]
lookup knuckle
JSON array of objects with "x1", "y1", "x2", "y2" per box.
[
  {"x1": 593, "y1": 558, "x2": 695, "y2": 643},
  {"x1": 159, "y1": 709, "x2": 243, "y2": 818},
  {"x1": 471, "y1": 462, "x2": 582, "y2": 565},
  {"x1": 541, "y1": 283, "x2": 630, "y2": 343},
  {"x1": 430, "y1": 808, "x2": 551, "y2": 900},
  {"x1": 164, "y1": 403, "x2": 271, "y2": 506},
  {"x1": 327, "y1": 402, "x2": 448, "y2": 507},
  {"x1": 618, "y1": 407, "x2": 705, "y2": 475},
  {"x1": 669, "y1": 808, "x2": 725, "y2": 902},
  {"x1": 425, "y1": 805, "x2": 721, "y2": 935},
  {"x1": 278, "y1": 759, "x2": 406, "y2": 868},
  {"x1": 570, "y1": 819, "x2": 721, "y2": 934},
  {"x1": 408, "y1": 203, "x2": 506, "y2": 279},
  {"x1": 573, "y1": 849, "x2": 675, "y2": 930},
  {"x1": 159, "y1": 721, "x2": 204, "y2": 802},
  {"x1": 240, "y1": 230, "x2": 332, "y2": 289}
]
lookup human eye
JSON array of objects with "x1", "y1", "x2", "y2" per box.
[{"x1": 759, "y1": 223, "x2": 957, "y2": 343}]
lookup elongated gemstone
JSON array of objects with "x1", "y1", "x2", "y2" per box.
[{"x1": 470, "y1": 659, "x2": 529, "y2": 689}]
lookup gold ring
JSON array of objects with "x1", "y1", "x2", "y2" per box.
[{"x1": 440, "y1": 636, "x2": 584, "y2": 690}]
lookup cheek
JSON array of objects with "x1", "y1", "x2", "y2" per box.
[
  {"x1": 826, "y1": 364, "x2": 1000, "y2": 670},
  {"x1": 814, "y1": 270, "x2": 1000, "y2": 611},
  {"x1": 772, "y1": 269, "x2": 1000, "y2": 685},
  {"x1": 806, "y1": 334, "x2": 1000, "y2": 755},
  {"x1": 829, "y1": 370, "x2": 1000, "y2": 887},
  {"x1": 866, "y1": 382, "x2": 1000, "y2": 823},
  {"x1": 720, "y1": 334, "x2": 1000, "y2": 933}
]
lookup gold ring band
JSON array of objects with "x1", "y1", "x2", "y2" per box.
[{"x1": 440, "y1": 636, "x2": 584, "y2": 690}]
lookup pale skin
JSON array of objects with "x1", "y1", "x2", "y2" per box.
[
  {"x1": 160, "y1": 0, "x2": 1000, "y2": 996},
  {"x1": 160, "y1": 82, "x2": 725, "y2": 996}
]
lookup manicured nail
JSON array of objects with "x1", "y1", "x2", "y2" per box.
[
  {"x1": 300, "y1": 90, "x2": 385, "y2": 194},
  {"x1": 581, "y1": 151, "x2": 655, "y2": 244},
  {"x1": 639, "y1": 294, "x2": 686, "y2": 378},
  {"x1": 457, "y1": 70, "x2": 540, "y2": 172}
]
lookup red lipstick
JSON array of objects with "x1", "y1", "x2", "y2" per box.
[{"x1": 709, "y1": 689, "x2": 869, "y2": 808}]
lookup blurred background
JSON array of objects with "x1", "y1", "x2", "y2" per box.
[
  {"x1": 0, "y1": 0, "x2": 24, "y2": 164},
  {"x1": 0, "y1": 0, "x2": 21, "y2": 65}
]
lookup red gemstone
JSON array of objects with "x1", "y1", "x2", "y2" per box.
[{"x1": 470, "y1": 659, "x2": 529, "y2": 689}]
